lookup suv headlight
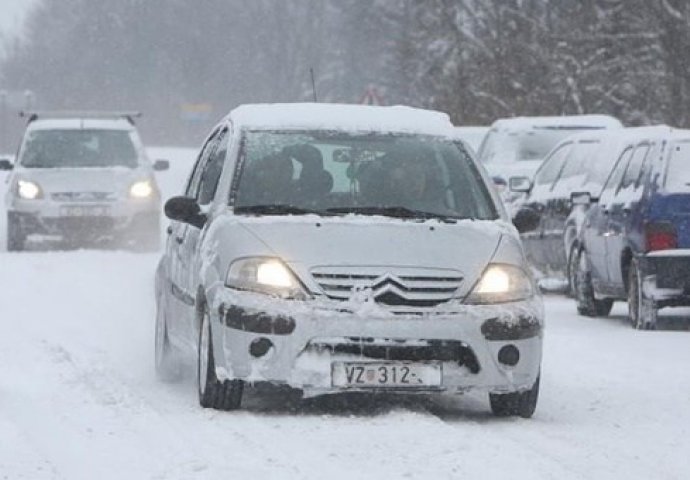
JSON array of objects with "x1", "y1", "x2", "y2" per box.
[
  {"x1": 465, "y1": 264, "x2": 534, "y2": 304},
  {"x1": 225, "y1": 257, "x2": 309, "y2": 300},
  {"x1": 17, "y1": 180, "x2": 43, "y2": 200},
  {"x1": 129, "y1": 180, "x2": 155, "y2": 198}
]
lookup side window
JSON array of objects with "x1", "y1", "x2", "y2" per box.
[
  {"x1": 197, "y1": 130, "x2": 229, "y2": 205},
  {"x1": 600, "y1": 147, "x2": 633, "y2": 202},
  {"x1": 559, "y1": 140, "x2": 599, "y2": 182},
  {"x1": 185, "y1": 130, "x2": 221, "y2": 197},
  {"x1": 620, "y1": 143, "x2": 650, "y2": 190},
  {"x1": 534, "y1": 143, "x2": 573, "y2": 187}
]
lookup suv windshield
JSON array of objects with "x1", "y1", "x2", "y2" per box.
[
  {"x1": 234, "y1": 130, "x2": 497, "y2": 221},
  {"x1": 20, "y1": 129, "x2": 139, "y2": 168}
]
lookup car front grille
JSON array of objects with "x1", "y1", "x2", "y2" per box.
[
  {"x1": 311, "y1": 266, "x2": 463, "y2": 307},
  {"x1": 51, "y1": 191, "x2": 116, "y2": 202},
  {"x1": 306, "y1": 337, "x2": 480, "y2": 373}
]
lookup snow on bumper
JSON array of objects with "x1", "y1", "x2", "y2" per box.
[
  {"x1": 641, "y1": 250, "x2": 690, "y2": 307},
  {"x1": 211, "y1": 289, "x2": 543, "y2": 396}
]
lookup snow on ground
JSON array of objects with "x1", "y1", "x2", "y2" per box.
[{"x1": 1, "y1": 148, "x2": 689, "y2": 479}]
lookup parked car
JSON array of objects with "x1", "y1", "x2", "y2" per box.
[
  {"x1": 2, "y1": 111, "x2": 168, "y2": 251},
  {"x1": 452, "y1": 126, "x2": 489, "y2": 153},
  {"x1": 477, "y1": 115, "x2": 622, "y2": 204},
  {"x1": 511, "y1": 130, "x2": 629, "y2": 292},
  {"x1": 574, "y1": 126, "x2": 690, "y2": 329},
  {"x1": 154, "y1": 103, "x2": 543, "y2": 417}
]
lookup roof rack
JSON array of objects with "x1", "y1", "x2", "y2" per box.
[{"x1": 19, "y1": 111, "x2": 143, "y2": 125}]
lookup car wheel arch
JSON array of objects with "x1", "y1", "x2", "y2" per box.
[{"x1": 621, "y1": 248, "x2": 634, "y2": 293}]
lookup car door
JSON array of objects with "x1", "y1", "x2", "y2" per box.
[
  {"x1": 585, "y1": 146, "x2": 633, "y2": 290},
  {"x1": 178, "y1": 127, "x2": 230, "y2": 343},
  {"x1": 167, "y1": 129, "x2": 222, "y2": 344},
  {"x1": 544, "y1": 140, "x2": 598, "y2": 270},
  {"x1": 521, "y1": 142, "x2": 573, "y2": 271},
  {"x1": 605, "y1": 142, "x2": 651, "y2": 288}
]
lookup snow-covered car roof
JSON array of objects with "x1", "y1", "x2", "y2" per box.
[
  {"x1": 226, "y1": 103, "x2": 455, "y2": 136},
  {"x1": 489, "y1": 114, "x2": 622, "y2": 131},
  {"x1": 26, "y1": 117, "x2": 135, "y2": 132}
]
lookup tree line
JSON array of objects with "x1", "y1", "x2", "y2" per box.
[{"x1": 1, "y1": 0, "x2": 689, "y2": 145}]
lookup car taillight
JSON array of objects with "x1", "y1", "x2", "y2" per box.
[{"x1": 645, "y1": 222, "x2": 677, "y2": 252}]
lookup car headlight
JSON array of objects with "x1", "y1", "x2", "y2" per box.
[
  {"x1": 465, "y1": 264, "x2": 535, "y2": 304},
  {"x1": 129, "y1": 180, "x2": 154, "y2": 198},
  {"x1": 17, "y1": 180, "x2": 43, "y2": 200},
  {"x1": 225, "y1": 257, "x2": 309, "y2": 300}
]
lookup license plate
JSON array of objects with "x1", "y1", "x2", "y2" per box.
[
  {"x1": 60, "y1": 205, "x2": 110, "y2": 217},
  {"x1": 332, "y1": 362, "x2": 442, "y2": 388}
]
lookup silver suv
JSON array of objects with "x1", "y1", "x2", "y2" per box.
[
  {"x1": 1, "y1": 112, "x2": 168, "y2": 250},
  {"x1": 155, "y1": 103, "x2": 543, "y2": 417}
]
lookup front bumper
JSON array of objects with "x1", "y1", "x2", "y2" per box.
[
  {"x1": 210, "y1": 290, "x2": 544, "y2": 397},
  {"x1": 7, "y1": 196, "x2": 160, "y2": 238},
  {"x1": 640, "y1": 250, "x2": 690, "y2": 308}
]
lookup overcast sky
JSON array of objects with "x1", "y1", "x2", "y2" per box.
[{"x1": 0, "y1": 0, "x2": 38, "y2": 38}]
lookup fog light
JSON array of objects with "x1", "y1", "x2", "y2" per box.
[
  {"x1": 249, "y1": 338, "x2": 273, "y2": 358},
  {"x1": 498, "y1": 345, "x2": 520, "y2": 366}
]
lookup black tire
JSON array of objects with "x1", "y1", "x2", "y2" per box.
[
  {"x1": 7, "y1": 213, "x2": 26, "y2": 251},
  {"x1": 566, "y1": 244, "x2": 579, "y2": 298},
  {"x1": 628, "y1": 260, "x2": 658, "y2": 330},
  {"x1": 490, "y1": 375, "x2": 540, "y2": 418},
  {"x1": 198, "y1": 305, "x2": 244, "y2": 410},
  {"x1": 154, "y1": 291, "x2": 182, "y2": 382},
  {"x1": 574, "y1": 248, "x2": 614, "y2": 317}
]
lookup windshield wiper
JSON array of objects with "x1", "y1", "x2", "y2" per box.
[
  {"x1": 325, "y1": 206, "x2": 468, "y2": 223},
  {"x1": 234, "y1": 204, "x2": 324, "y2": 216}
]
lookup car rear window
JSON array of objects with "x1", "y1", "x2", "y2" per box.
[
  {"x1": 665, "y1": 140, "x2": 690, "y2": 191},
  {"x1": 20, "y1": 129, "x2": 139, "y2": 168}
]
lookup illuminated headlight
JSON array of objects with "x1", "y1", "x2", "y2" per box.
[
  {"x1": 225, "y1": 257, "x2": 308, "y2": 300},
  {"x1": 17, "y1": 180, "x2": 42, "y2": 200},
  {"x1": 129, "y1": 180, "x2": 154, "y2": 198},
  {"x1": 465, "y1": 264, "x2": 535, "y2": 304}
]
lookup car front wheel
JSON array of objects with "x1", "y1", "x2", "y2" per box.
[
  {"x1": 198, "y1": 304, "x2": 244, "y2": 410},
  {"x1": 154, "y1": 290, "x2": 182, "y2": 382},
  {"x1": 628, "y1": 260, "x2": 658, "y2": 330},
  {"x1": 575, "y1": 248, "x2": 613, "y2": 317},
  {"x1": 489, "y1": 375, "x2": 540, "y2": 418},
  {"x1": 7, "y1": 213, "x2": 26, "y2": 251}
]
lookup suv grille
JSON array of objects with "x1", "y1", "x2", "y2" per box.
[
  {"x1": 52, "y1": 191, "x2": 116, "y2": 202},
  {"x1": 311, "y1": 267, "x2": 463, "y2": 307}
]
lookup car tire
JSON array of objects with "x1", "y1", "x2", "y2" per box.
[
  {"x1": 574, "y1": 248, "x2": 613, "y2": 317},
  {"x1": 489, "y1": 375, "x2": 540, "y2": 418},
  {"x1": 566, "y1": 244, "x2": 579, "y2": 298},
  {"x1": 628, "y1": 259, "x2": 658, "y2": 330},
  {"x1": 7, "y1": 213, "x2": 26, "y2": 252},
  {"x1": 154, "y1": 291, "x2": 182, "y2": 382},
  {"x1": 198, "y1": 304, "x2": 244, "y2": 410}
]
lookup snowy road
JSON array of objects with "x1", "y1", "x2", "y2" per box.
[{"x1": 1, "y1": 150, "x2": 689, "y2": 479}]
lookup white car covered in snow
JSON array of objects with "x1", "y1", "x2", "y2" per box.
[
  {"x1": 478, "y1": 115, "x2": 622, "y2": 203},
  {"x1": 2, "y1": 112, "x2": 168, "y2": 250},
  {"x1": 154, "y1": 103, "x2": 544, "y2": 417}
]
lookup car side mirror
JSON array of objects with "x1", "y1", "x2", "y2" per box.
[
  {"x1": 0, "y1": 159, "x2": 13, "y2": 171},
  {"x1": 513, "y1": 207, "x2": 540, "y2": 234},
  {"x1": 509, "y1": 176, "x2": 532, "y2": 193},
  {"x1": 570, "y1": 191, "x2": 596, "y2": 206},
  {"x1": 153, "y1": 159, "x2": 170, "y2": 171},
  {"x1": 164, "y1": 196, "x2": 206, "y2": 228}
]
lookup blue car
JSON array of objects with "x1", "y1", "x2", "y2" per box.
[{"x1": 574, "y1": 126, "x2": 690, "y2": 329}]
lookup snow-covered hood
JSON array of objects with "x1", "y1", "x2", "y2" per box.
[
  {"x1": 12, "y1": 166, "x2": 153, "y2": 197},
  {"x1": 237, "y1": 216, "x2": 507, "y2": 288}
]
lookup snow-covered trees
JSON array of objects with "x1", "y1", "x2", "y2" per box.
[{"x1": 1, "y1": 0, "x2": 689, "y2": 144}]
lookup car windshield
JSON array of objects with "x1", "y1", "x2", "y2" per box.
[
  {"x1": 233, "y1": 130, "x2": 498, "y2": 221},
  {"x1": 479, "y1": 127, "x2": 602, "y2": 163},
  {"x1": 20, "y1": 129, "x2": 138, "y2": 168}
]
